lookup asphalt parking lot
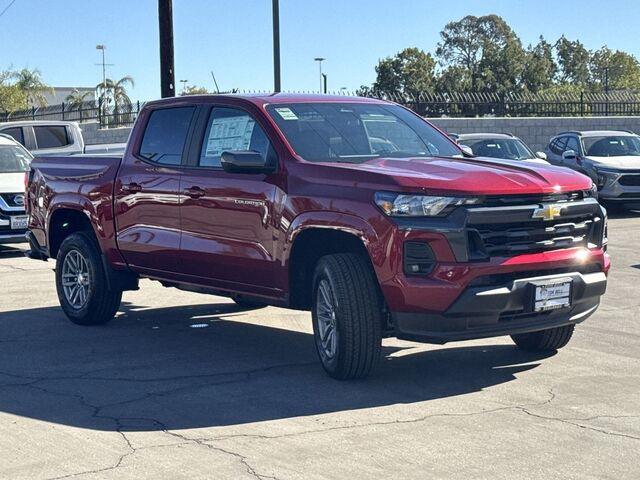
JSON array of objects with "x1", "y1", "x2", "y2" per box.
[{"x1": 1, "y1": 213, "x2": 639, "y2": 480}]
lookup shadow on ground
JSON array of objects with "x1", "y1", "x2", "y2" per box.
[{"x1": 0, "y1": 301, "x2": 554, "y2": 431}]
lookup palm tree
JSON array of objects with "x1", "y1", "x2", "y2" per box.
[
  {"x1": 14, "y1": 68, "x2": 53, "y2": 107},
  {"x1": 65, "y1": 89, "x2": 92, "y2": 109},
  {"x1": 96, "y1": 75, "x2": 134, "y2": 126}
]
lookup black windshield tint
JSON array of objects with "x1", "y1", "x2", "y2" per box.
[
  {"x1": 583, "y1": 136, "x2": 640, "y2": 157},
  {"x1": 267, "y1": 103, "x2": 460, "y2": 162},
  {"x1": 0, "y1": 145, "x2": 32, "y2": 173},
  {"x1": 459, "y1": 138, "x2": 535, "y2": 160}
]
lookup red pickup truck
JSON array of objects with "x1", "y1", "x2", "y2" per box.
[{"x1": 26, "y1": 94, "x2": 610, "y2": 379}]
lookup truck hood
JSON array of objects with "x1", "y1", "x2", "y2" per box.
[
  {"x1": 0, "y1": 172, "x2": 25, "y2": 194},
  {"x1": 586, "y1": 155, "x2": 640, "y2": 170},
  {"x1": 330, "y1": 156, "x2": 592, "y2": 195}
]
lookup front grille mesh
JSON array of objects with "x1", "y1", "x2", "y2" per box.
[{"x1": 618, "y1": 175, "x2": 640, "y2": 186}]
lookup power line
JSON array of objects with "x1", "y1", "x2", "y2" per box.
[{"x1": 0, "y1": 0, "x2": 17, "y2": 19}]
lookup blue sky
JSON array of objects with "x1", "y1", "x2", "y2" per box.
[{"x1": 2, "y1": 0, "x2": 640, "y2": 101}]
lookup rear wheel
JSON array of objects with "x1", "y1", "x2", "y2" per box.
[
  {"x1": 312, "y1": 253, "x2": 383, "y2": 380},
  {"x1": 55, "y1": 232, "x2": 122, "y2": 326},
  {"x1": 511, "y1": 324, "x2": 575, "y2": 351}
]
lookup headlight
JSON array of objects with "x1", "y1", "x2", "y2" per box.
[
  {"x1": 375, "y1": 192, "x2": 480, "y2": 217},
  {"x1": 594, "y1": 167, "x2": 619, "y2": 188}
]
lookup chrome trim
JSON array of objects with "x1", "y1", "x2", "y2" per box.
[{"x1": 0, "y1": 195, "x2": 26, "y2": 212}]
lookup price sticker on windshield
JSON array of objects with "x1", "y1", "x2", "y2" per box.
[{"x1": 275, "y1": 108, "x2": 299, "y2": 120}]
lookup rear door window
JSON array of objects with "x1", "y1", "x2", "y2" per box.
[
  {"x1": 1, "y1": 127, "x2": 25, "y2": 146},
  {"x1": 139, "y1": 107, "x2": 196, "y2": 165},
  {"x1": 549, "y1": 137, "x2": 567, "y2": 155},
  {"x1": 34, "y1": 125, "x2": 70, "y2": 148},
  {"x1": 565, "y1": 136, "x2": 580, "y2": 154}
]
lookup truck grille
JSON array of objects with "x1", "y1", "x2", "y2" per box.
[
  {"x1": 465, "y1": 195, "x2": 604, "y2": 259},
  {"x1": 472, "y1": 216, "x2": 593, "y2": 257}
]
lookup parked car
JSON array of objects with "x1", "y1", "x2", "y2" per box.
[
  {"x1": 455, "y1": 133, "x2": 550, "y2": 164},
  {"x1": 0, "y1": 120, "x2": 126, "y2": 157},
  {"x1": 0, "y1": 133, "x2": 31, "y2": 245},
  {"x1": 26, "y1": 94, "x2": 609, "y2": 379},
  {"x1": 545, "y1": 130, "x2": 640, "y2": 209}
]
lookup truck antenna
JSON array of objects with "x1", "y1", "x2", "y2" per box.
[{"x1": 210, "y1": 71, "x2": 220, "y2": 94}]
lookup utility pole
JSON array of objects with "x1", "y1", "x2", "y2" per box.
[
  {"x1": 158, "y1": 0, "x2": 175, "y2": 97},
  {"x1": 314, "y1": 57, "x2": 325, "y2": 93},
  {"x1": 272, "y1": 0, "x2": 281, "y2": 92},
  {"x1": 95, "y1": 44, "x2": 113, "y2": 121}
]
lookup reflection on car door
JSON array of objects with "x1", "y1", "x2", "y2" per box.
[
  {"x1": 115, "y1": 105, "x2": 196, "y2": 276},
  {"x1": 177, "y1": 105, "x2": 282, "y2": 298}
]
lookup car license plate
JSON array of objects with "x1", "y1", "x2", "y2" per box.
[
  {"x1": 10, "y1": 215, "x2": 28, "y2": 230},
  {"x1": 533, "y1": 279, "x2": 572, "y2": 312}
]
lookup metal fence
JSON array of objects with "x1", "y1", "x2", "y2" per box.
[
  {"x1": 0, "y1": 99, "x2": 144, "y2": 128},
  {"x1": 3, "y1": 91, "x2": 640, "y2": 126}
]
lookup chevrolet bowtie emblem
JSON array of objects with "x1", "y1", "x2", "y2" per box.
[{"x1": 532, "y1": 204, "x2": 564, "y2": 221}]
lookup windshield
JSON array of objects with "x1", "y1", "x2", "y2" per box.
[
  {"x1": 459, "y1": 138, "x2": 535, "y2": 160},
  {"x1": 0, "y1": 144, "x2": 32, "y2": 173},
  {"x1": 583, "y1": 135, "x2": 640, "y2": 157},
  {"x1": 266, "y1": 103, "x2": 460, "y2": 162}
]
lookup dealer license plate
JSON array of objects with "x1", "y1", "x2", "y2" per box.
[
  {"x1": 10, "y1": 215, "x2": 28, "y2": 230},
  {"x1": 534, "y1": 279, "x2": 572, "y2": 312}
]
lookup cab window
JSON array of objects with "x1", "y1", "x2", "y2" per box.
[
  {"x1": 139, "y1": 107, "x2": 195, "y2": 165},
  {"x1": 199, "y1": 107, "x2": 275, "y2": 168}
]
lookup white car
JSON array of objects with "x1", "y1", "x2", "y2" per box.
[
  {"x1": 455, "y1": 133, "x2": 550, "y2": 165},
  {"x1": 0, "y1": 120, "x2": 126, "y2": 157},
  {"x1": 0, "y1": 133, "x2": 31, "y2": 245}
]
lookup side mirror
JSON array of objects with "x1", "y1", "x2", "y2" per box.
[
  {"x1": 535, "y1": 151, "x2": 547, "y2": 160},
  {"x1": 562, "y1": 149, "x2": 577, "y2": 160},
  {"x1": 220, "y1": 151, "x2": 273, "y2": 174},
  {"x1": 459, "y1": 145, "x2": 474, "y2": 157}
]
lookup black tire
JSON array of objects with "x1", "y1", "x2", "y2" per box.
[
  {"x1": 311, "y1": 253, "x2": 383, "y2": 380},
  {"x1": 511, "y1": 324, "x2": 575, "y2": 351},
  {"x1": 55, "y1": 232, "x2": 122, "y2": 326}
]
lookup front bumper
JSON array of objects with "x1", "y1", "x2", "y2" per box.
[
  {"x1": 393, "y1": 270, "x2": 606, "y2": 344},
  {"x1": 596, "y1": 170, "x2": 640, "y2": 203}
]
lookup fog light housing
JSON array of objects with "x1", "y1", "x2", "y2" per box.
[{"x1": 404, "y1": 241, "x2": 435, "y2": 275}]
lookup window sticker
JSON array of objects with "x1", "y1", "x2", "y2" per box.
[
  {"x1": 274, "y1": 107, "x2": 299, "y2": 120},
  {"x1": 205, "y1": 116, "x2": 255, "y2": 157}
]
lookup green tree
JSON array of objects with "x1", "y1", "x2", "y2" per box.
[
  {"x1": 65, "y1": 89, "x2": 93, "y2": 110},
  {"x1": 180, "y1": 85, "x2": 209, "y2": 96},
  {"x1": 0, "y1": 70, "x2": 28, "y2": 112},
  {"x1": 522, "y1": 36, "x2": 557, "y2": 93},
  {"x1": 436, "y1": 15, "x2": 525, "y2": 94},
  {"x1": 96, "y1": 76, "x2": 134, "y2": 125},
  {"x1": 555, "y1": 36, "x2": 590, "y2": 85},
  {"x1": 13, "y1": 68, "x2": 52, "y2": 106},
  {"x1": 369, "y1": 47, "x2": 436, "y2": 98},
  {"x1": 590, "y1": 47, "x2": 640, "y2": 91}
]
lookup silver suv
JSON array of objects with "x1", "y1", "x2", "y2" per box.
[
  {"x1": 545, "y1": 130, "x2": 640, "y2": 209},
  {"x1": 455, "y1": 133, "x2": 550, "y2": 164}
]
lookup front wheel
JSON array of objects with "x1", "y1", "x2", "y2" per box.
[
  {"x1": 55, "y1": 232, "x2": 122, "y2": 326},
  {"x1": 511, "y1": 324, "x2": 575, "y2": 351},
  {"x1": 312, "y1": 253, "x2": 383, "y2": 380}
]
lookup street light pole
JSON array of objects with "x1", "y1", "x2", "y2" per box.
[
  {"x1": 314, "y1": 57, "x2": 325, "y2": 93},
  {"x1": 95, "y1": 44, "x2": 107, "y2": 118},
  {"x1": 158, "y1": 0, "x2": 175, "y2": 98},
  {"x1": 272, "y1": 0, "x2": 281, "y2": 92}
]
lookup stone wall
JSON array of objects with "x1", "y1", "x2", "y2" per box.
[
  {"x1": 428, "y1": 116, "x2": 640, "y2": 152},
  {"x1": 79, "y1": 116, "x2": 640, "y2": 152},
  {"x1": 80, "y1": 121, "x2": 132, "y2": 145}
]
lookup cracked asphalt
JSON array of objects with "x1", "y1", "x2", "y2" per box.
[{"x1": 1, "y1": 212, "x2": 639, "y2": 479}]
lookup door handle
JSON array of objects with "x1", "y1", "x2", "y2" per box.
[
  {"x1": 122, "y1": 182, "x2": 142, "y2": 194},
  {"x1": 184, "y1": 186, "x2": 206, "y2": 198}
]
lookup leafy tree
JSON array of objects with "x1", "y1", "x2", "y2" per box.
[
  {"x1": 522, "y1": 36, "x2": 557, "y2": 93},
  {"x1": 555, "y1": 36, "x2": 590, "y2": 85},
  {"x1": 96, "y1": 76, "x2": 135, "y2": 126},
  {"x1": 180, "y1": 85, "x2": 209, "y2": 96},
  {"x1": 589, "y1": 47, "x2": 640, "y2": 91},
  {"x1": 370, "y1": 47, "x2": 436, "y2": 98},
  {"x1": 0, "y1": 70, "x2": 28, "y2": 112},
  {"x1": 65, "y1": 89, "x2": 93, "y2": 110},
  {"x1": 436, "y1": 14, "x2": 525, "y2": 94},
  {"x1": 13, "y1": 68, "x2": 52, "y2": 107},
  {"x1": 435, "y1": 65, "x2": 472, "y2": 92}
]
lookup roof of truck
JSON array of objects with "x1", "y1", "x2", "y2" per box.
[{"x1": 145, "y1": 93, "x2": 389, "y2": 108}]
